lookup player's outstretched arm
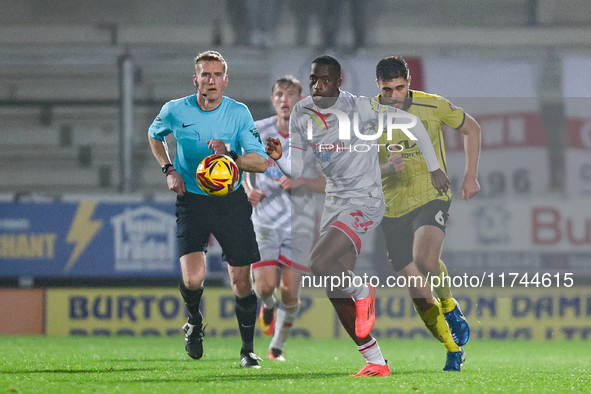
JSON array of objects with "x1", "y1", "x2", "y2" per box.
[
  {"x1": 267, "y1": 137, "x2": 305, "y2": 180},
  {"x1": 266, "y1": 138, "x2": 283, "y2": 160},
  {"x1": 236, "y1": 152, "x2": 268, "y2": 173},
  {"x1": 207, "y1": 139, "x2": 267, "y2": 173},
  {"x1": 458, "y1": 114, "x2": 481, "y2": 201}
]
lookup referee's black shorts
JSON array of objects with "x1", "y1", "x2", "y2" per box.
[
  {"x1": 175, "y1": 186, "x2": 261, "y2": 267},
  {"x1": 380, "y1": 199, "x2": 450, "y2": 272}
]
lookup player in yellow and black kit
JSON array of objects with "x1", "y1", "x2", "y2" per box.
[{"x1": 375, "y1": 56, "x2": 481, "y2": 372}]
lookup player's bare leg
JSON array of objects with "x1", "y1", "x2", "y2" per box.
[
  {"x1": 228, "y1": 265, "x2": 262, "y2": 368},
  {"x1": 398, "y1": 262, "x2": 457, "y2": 347},
  {"x1": 228, "y1": 265, "x2": 254, "y2": 297},
  {"x1": 413, "y1": 225, "x2": 470, "y2": 347},
  {"x1": 399, "y1": 262, "x2": 464, "y2": 371},
  {"x1": 180, "y1": 252, "x2": 207, "y2": 290},
  {"x1": 326, "y1": 287, "x2": 389, "y2": 377},
  {"x1": 179, "y1": 252, "x2": 207, "y2": 359},
  {"x1": 280, "y1": 266, "x2": 301, "y2": 307},
  {"x1": 268, "y1": 267, "x2": 302, "y2": 361},
  {"x1": 311, "y1": 228, "x2": 376, "y2": 336},
  {"x1": 328, "y1": 250, "x2": 361, "y2": 340},
  {"x1": 313, "y1": 230, "x2": 388, "y2": 376},
  {"x1": 309, "y1": 228, "x2": 356, "y2": 277},
  {"x1": 312, "y1": 228, "x2": 378, "y2": 337},
  {"x1": 406, "y1": 225, "x2": 444, "y2": 314},
  {"x1": 412, "y1": 225, "x2": 445, "y2": 280},
  {"x1": 413, "y1": 225, "x2": 452, "y2": 309},
  {"x1": 397, "y1": 226, "x2": 467, "y2": 370},
  {"x1": 253, "y1": 265, "x2": 279, "y2": 335},
  {"x1": 326, "y1": 288, "x2": 364, "y2": 345},
  {"x1": 254, "y1": 266, "x2": 279, "y2": 299}
]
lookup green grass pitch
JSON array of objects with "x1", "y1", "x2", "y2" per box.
[{"x1": 0, "y1": 336, "x2": 589, "y2": 393}]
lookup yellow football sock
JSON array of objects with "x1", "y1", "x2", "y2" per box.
[
  {"x1": 417, "y1": 299, "x2": 460, "y2": 353},
  {"x1": 428, "y1": 260, "x2": 455, "y2": 313}
]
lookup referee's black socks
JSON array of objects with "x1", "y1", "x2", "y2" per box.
[
  {"x1": 235, "y1": 292, "x2": 257, "y2": 353},
  {"x1": 179, "y1": 282, "x2": 204, "y2": 326}
]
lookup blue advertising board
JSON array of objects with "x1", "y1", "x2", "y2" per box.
[{"x1": 0, "y1": 201, "x2": 182, "y2": 278}]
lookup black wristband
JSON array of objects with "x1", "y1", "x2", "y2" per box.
[
  {"x1": 161, "y1": 163, "x2": 174, "y2": 174},
  {"x1": 229, "y1": 150, "x2": 238, "y2": 161}
]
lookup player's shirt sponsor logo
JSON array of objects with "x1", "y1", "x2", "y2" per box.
[
  {"x1": 262, "y1": 159, "x2": 283, "y2": 180},
  {"x1": 316, "y1": 152, "x2": 332, "y2": 162},
  {"x1": 394, "y1": 140, "x2": 417, "y2": 150},
  {"x1": 304, "y1": 107, "x2": 331, "y2": 132},
  {"x1": 182, "y1": 123, "x2": 195, "y2": 128}
]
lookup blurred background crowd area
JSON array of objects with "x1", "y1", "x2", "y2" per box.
[{"x1": 0, "y1": 0, "x2": 590, "y2": 198}]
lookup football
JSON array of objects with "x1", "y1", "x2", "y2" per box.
[{"x1": 196, "y1": 154, "x2": 240, "y2": 196}]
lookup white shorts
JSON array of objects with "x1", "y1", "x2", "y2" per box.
[
  {"x1": 252, "y1": 222, "x2": 312, "y2": 274},
  {"x1": 320, "y1": 195, "x2": 385, "y2": 255}
]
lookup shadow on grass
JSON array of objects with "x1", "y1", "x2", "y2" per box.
[
  {"x1": 126, "y1": 371, "x2": 349, "y2": 383},
  {"x1": 393, "y1": 369, "x2": 445, "y2": 375},
  {"x1": 0, "y1": 367, "x2": 156, "y2": 374},
  {"x1": 101, "y1": 358, "x2": 228, "y2": 363}
]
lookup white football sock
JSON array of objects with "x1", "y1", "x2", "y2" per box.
[
  {"x1": 357, "y1": 338, "x2": 386, "y2": 365},
  {"x1": 254, "y1": 285, "x2": 276, "y2": 310},
  {"x1": 270, "y1": 301, "x2": 299, "y2": 351},
  {"x1": 340, "y1": 270, "x2": 370, "y2": 300},
  {"x1": 260, "y1": 293, "x2": 276, "y2": 310}
]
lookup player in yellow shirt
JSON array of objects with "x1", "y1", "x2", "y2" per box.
[{"x1": 375, "y1": 56, "x2": 481, "y2": 372}]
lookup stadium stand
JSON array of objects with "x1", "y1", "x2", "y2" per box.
[{"x1": 1, "y1": 0, "x2": 590, "y2": 197}]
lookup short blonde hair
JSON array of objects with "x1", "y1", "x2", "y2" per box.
[
  {"x1": 273, "y1": 75, "x2": 302, "y2": 95},
  {"x1": 195, "y1": 50, "x2": 227, "y2": 75}
]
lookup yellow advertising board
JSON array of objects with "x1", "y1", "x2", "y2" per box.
[
  {"x1": 46, "y1": 287, "x2": 591, "y2": 340},
  {"x1": 368, "y1": 286, "x2": 591, "y2": 341},
  {"x1": 45, "y1": 287, "x2": 335, "y2": 338}
]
